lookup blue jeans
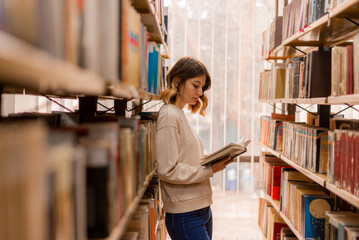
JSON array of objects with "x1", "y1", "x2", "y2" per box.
[{"x1": 165, "y1": 206, "x2": 213, "y2": 240}]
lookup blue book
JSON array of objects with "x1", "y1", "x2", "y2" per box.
[
  {"x1": 302, "y1": 194, "x2": 334, "y2": 239},
  {"x1": 148, "y1": 43, "x2": 160, "y2": 94}
]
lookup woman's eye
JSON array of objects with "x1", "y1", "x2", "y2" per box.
[{"x1": 193, "y1": 85, "x2": 199, "y2": 88}]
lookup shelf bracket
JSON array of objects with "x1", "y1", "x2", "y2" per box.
[
  {"x1": 97, "y1": 102, "x2": 114, "y2": 114},
  {"x1": 290, "y1": 46, "x2": 307, "y2": 55},
  {"x1": 126, "y1": 100, "x2": 152, "y2": 112},
  {"x1": 345, "y1": 17, "x2": 359, "y2": 27},
  {"x1": 42, "y1": 94, "x2": 74, "y2": 113},
  {"x1": 294, "y1": 104, "x2": 318, "y2": 116},
  {"x1": 331, "y1": 104, "x2": 359, "y2": 117}
]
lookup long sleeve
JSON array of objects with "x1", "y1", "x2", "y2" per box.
[{"x1": 156, "y1": 125, "x2": 213, "y2": 185}]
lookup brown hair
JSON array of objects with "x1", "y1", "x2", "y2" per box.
[{"x1": 160, "y1": 57, "x2": 211, "y2": 116}]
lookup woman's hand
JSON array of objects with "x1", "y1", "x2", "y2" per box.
[{"x1": 211, "y1": 156, "x2": 233, "y2": 173}]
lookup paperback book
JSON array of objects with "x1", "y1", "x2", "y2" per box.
[{"x1": 201, "y1": 137, "x2": 251, "y2": 166}]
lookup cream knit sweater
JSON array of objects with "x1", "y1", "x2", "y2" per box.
[{"x1": 156, "y1": 104, "x2": 214, "y2": 213}]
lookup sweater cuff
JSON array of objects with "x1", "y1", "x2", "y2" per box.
[{"x1": 202, "y1": 165, "x2": 214, "y2": 179}]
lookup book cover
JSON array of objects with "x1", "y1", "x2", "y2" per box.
[
  {"x1": 301, "y1": 194, "x2": 334, "y2": 239},
  {"x1": 308, "y1": 49, "x2": 332, "y2": 98}
]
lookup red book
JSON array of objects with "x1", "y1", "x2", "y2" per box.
[
  {"x1": 354, "y1": 133, "x2": 359, "y2": 196},
  {"x1": 273, "y1": 223, "x2": 288, "y2": 240},
  {"x1": 346, "y1": 132, "x2": 354, "y2": 193},
  {"x1": 334, "y1": 131, "x2": 342, "y2": 187},
  {"x1": 339, "y1": 132, "x2": 348, "y2": 188},
  {"x1": 347, "y1": 45, "x2": 354, "y2": 94},
  {"x1": 271, "y1": 165, "x2": 286, "y2": 200}
]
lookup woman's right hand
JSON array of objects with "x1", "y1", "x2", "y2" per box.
[{"x1": 211, "y1": 156, "x2": 232, "y2": 173}]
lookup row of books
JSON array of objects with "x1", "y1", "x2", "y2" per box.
[
  {"x1": 258, "y1": 198, "x2": 290, "y2": 240},
  {"x1": 282, "y1": 0, "x2": 341, "y2": 41},
  {"x1": 262, "y1": 0, "x2": 349, "y2": 57},
  {"x1": 328, "y1": 129, "x2": 359, "y2": 198},
  {"x1": 0, "y1": 112, "x2": 158, "y2": 239},
  {"x1": 125, "y1": 177, "x2": 166, "y2": 240},
  {"x1": 325, "y1": 212, "x2": 359, "y2": 240},
  {"x1": 260, "y1": 33, "x2": 359, "y2": 100},
  {"x1": 261, "y1": 113, "x2": 359, "y2": 197},
  {"x1": 259, "y1": 154, "x2": 336, "y2": 239},
  {"x1": 332, "y1": 41, "x2": 359, "y2": 96},
  {"x1": 0, "y1": 0, "x2": 167, "y2": 94}
]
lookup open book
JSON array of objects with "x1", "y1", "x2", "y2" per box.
[{"x1": 200, "y1": 137, "x2": 251, "y2": 166}]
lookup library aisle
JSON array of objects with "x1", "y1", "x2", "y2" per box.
[{"x1": 211, "y1": 189, "x2": 261, "y2": 240}]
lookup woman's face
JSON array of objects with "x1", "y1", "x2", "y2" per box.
[{"x1": 177, "y1": 75, "x2": 206, "y2": 106}]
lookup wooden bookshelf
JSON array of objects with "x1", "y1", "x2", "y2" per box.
[
  {"x1": 265, "y1": 45, "x2": 316, "y2": 60},
  {"x1": 0, "y1": 31, "x2": 106, "y2": 96},
  {"x1": 260, "y1": 144, "x2": 359, "y2": 209},
  {"x1": 326, "y1": 183, "x2": 359, "y2": 209},
  {"x1": 265, "y1": 0, "x2": 359, "y2": 60},
  {"x1": 327, "y1": 95, "x2": 359, "y2": 105},
  {"x1": 260, "y1": 143, "x2": 327, "y2": 187},
  {"x1": 262, "y1": 191, "x2": 304, "y2": 240},
  {"x1": 104, "y1": 169, "x2": 156, "y2": 240},
  {"x1": 133, "y1": 0, "x2": 170, "y2": 59},
  {"x1": 0, "y1": 31, "x2": 162, "y2": 101},
  {"x1": 282, "y1": 0, "x2": 359, "y2": 47},
  {"x1": 259, "y1": 97, "x2": 327, "y2": 104}
]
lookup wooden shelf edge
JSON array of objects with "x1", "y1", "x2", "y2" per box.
[
  {"x1": 326, "y1": 182, "x2": 359, "y2": 209},
  {"x1": 105, "y1": 169, "x2": 156, "y2": 240},
  {"x1": 259, "y1": 98, "x2": 327, "y2": 104},
  {"x1": 0, "y1": 32, "x2": 106, "y2": 96},
  {"x1": 262, "y1": 191, "x2": 304, "y2": 240},
  {"x1": 327, "y1": 95, "x2": 359, "y2": 105},
  {"x1": 260, "y1": 144, "x2": 327, "y2": 187}
]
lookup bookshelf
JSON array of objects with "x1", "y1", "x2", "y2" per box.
[
  {"x1": 260, "y1": 1, "x2": 359, "y2": 239},
  {"x1": 0, "y1": 31, "x2": 162, "y2": 101},
  {"x1": 105, "y1": 170, "x2": 156, "y2": 240},
  {"x1": 259, "y1": 97, "x2": 327, "y2": 105},
  {"x1": 0, "y1": 0, "x2": 168, "y2": 239},
  {"x1": 133, "y1": 0, "x2": 170, "y2": 59},
  {"x1": 0, "y1": 31, "x2": 105, "y2": 96},
  {"x1": 260, "y1": 143, "x2": 327, "y2": 187},
  {"x1": 326, "y1": 183, "x2": 359, "y2": 209},
  {"x1": 260, "y1": 141, "x2": 359, "y2": 210},
  {"x1": 262, "y1": 191, "x2": 304, "y2": 240},
  {"x1": 266, "y1": 0, "x2": 359, "y2": 60}
]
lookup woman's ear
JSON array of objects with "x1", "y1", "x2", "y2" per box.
[{"x1": 174, "y1": 77, "x2": 181, "y2": 88}]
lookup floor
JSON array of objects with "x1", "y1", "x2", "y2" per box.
[{"x1": 211, "y1": 187, "x2": 261, "y2": 240}]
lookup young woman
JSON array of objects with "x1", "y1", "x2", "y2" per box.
[{"x1": 156, "y1": 57, "x2": 233, "y2": 240}]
